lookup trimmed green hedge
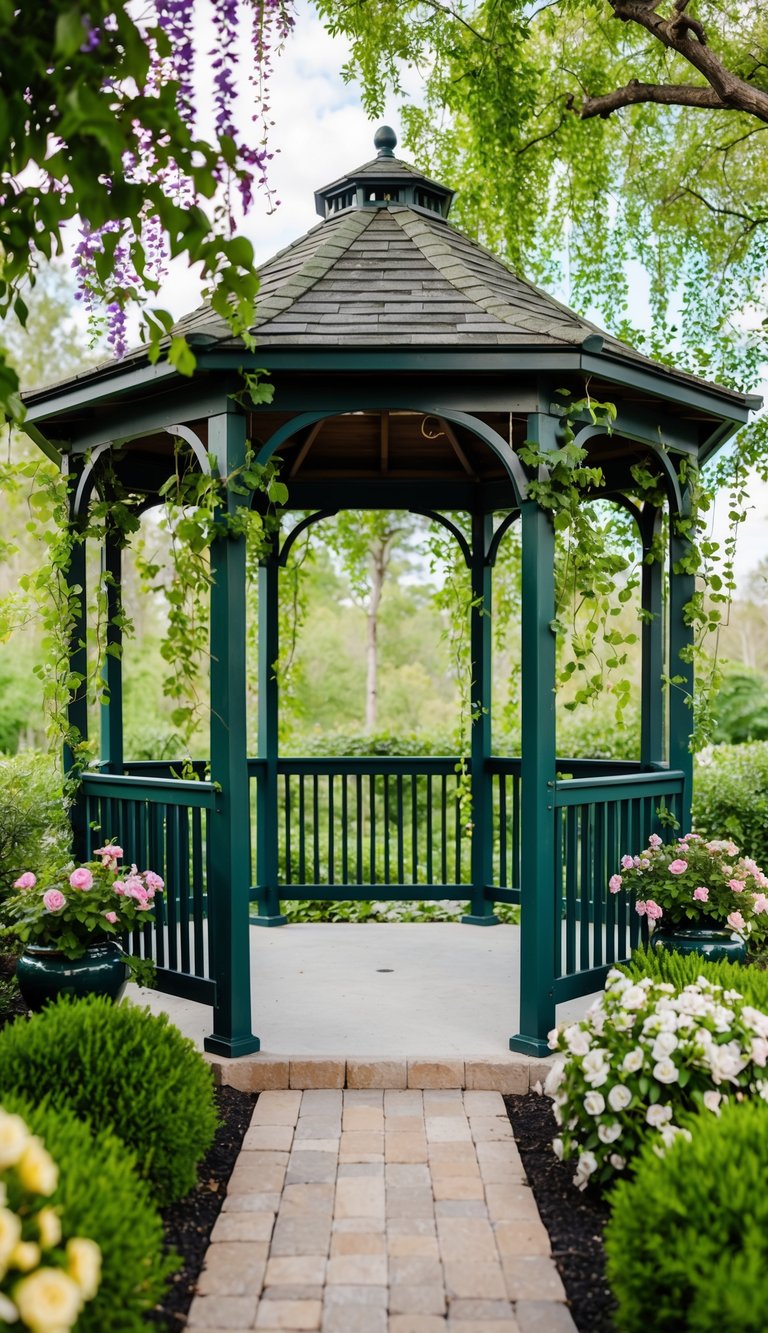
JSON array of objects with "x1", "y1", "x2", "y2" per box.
[
  {"x1": 606, "y1": 1100, "x2": 768, "y2": 1332},
  {"x1": 693, "y1": 741, "x2": 768, "y2": 869},
  {"x1": 0, "y1": 996, "x2": 217, "y2": 1204}
]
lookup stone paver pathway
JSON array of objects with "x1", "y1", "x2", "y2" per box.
[{"x1": 187, "y1": 1089, "x2": 577, "y2": 1333}]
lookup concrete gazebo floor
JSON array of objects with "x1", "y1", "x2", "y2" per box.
[{"x1": 129, "y1": 923, "x2": 597, "y2": 1092}]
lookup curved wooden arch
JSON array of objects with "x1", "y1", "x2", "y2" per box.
[
  {"x1": 254, "y1": 407, "x2": 528, "y2": 507},
  {"x1": 570, "y1": 422, "x2": 685, "y2": 517},
  {"x1": 278, "y1": 509, "x2": 339, "y2": 566}
]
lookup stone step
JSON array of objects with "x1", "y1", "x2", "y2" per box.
[{"x1": 207, "y1": 1054, "x2": 555, "y2": 1093}]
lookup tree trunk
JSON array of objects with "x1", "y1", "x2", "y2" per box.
[{"x1": 365, "y1": 539, "x2": 388, "y2": 732}]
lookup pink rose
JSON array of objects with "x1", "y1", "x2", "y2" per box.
[
  {"x1": 43, "y1": 889, "x2": 66, "y2": 912},
  {"x1": 123, "y1": 876, "x2": 145, "y2": 899},
  {"x1": 103, "y1": 911, "x2": 118, "y2": 924},
  {"x1": 143, "y1": 871, "x2": 164, "y2": 894},
  {"x1": 727, "y1": 911, "x2": 746, "y2": 932},
  {"x1": 645, "y1": 900, "x2": 663, "y2": 921},
  {"x1": 93, "y1": 844, "x2": 123, "y2": 866},
  {"x1": 135, "y1": 896, "x2": 151, "y2": 911},
  {"x1": 635, "y1": 900, "x2": 648, "y2": 917},
  {"x1": 609, "y1": 874, "x2": 623, "y2": 894},
  {"x1": 668, "y1": 860, "x2": 688, "y2": 875},
  {"x1": 69, "y1": 868, "x2": 93, "y2": 890},
  {"x1": 620, "y1": 856, "x2": 634, "y2": 871},
  {"x1": 113, "y1": 880, "x2": 126, "y2": 895},
  {"x1": 693, "y1": 886, "x2": 709, "y2": 903},
  {"x1": 648, "y1": 834, "x2": 662, "y2": 849},
  {"x1": 728, "y1": 880, "x2": 746, "y2": 894},
  {"x1": 13, "y1": 872, "x2": 36, "y2": 890},
  {"x1": 754, "y1": 894, "x2": 768, "y2": 914}
]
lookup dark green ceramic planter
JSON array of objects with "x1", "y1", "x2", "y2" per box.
[
  {"x1": 651, "y1": 926, "x2": 747, "y2": 965},
  {"x1": 16, "y1": 942, "x2": 129, "y2": 1011}
]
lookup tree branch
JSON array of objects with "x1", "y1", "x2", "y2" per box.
[
  {"x1": 578, "y1": 79, "x2": 726, "y2": 118},
  {"x1": 603, "y1": 0, "x2": 768, "y2": 124}
]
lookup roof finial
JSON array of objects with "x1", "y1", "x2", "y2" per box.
[{"x1": 374, "y1": 125, "x2": 397, "y2": 158}]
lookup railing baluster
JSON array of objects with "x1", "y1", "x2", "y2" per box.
[
  {"x1": 313, "y1": 776, "x2": 320, "y2": 884},
  {"x1": 454, "y1": 776, "x2": 462, "y2": 884},
  {"x1": 166, "y1": 805, "x2": 179, "y2": 971},
  {"x1": 605, "y1": 801, "x2": 617, "y2": 965},
  {"x1": 554, "y1": 808, "x2": 563, "y2": 979},
  {"x1": 284, "y1": 773, "x2": 292, "y2": 887},
  {"x1": 593, "y1": 801, "x2": 605, "y2": 968},
  {"x1": 396, "y1": 775, "x2": 404, "y2": 885},
  {"x1": 565, "y1": 808, "x2": 577, "y2": 974},
  {"x1": 192, "y1": 808, "x2": 205, "y2": 974},
  {"x1": 580, "y1": 805, "x2": 591, "y2": 971},
  {"x1": 298, "y1": 776, "x2": 306, "y2": 884},
  {"x1": 341, "y1": 776, "x2": 349, "y2": 885},
  {"x1": 441, "y1": 775, "x2": 448, "y2": 884},
  {"x1": 383, "y1": 774, "x2": 391, "y2": 885},
  {"x1": 512, "y1": 771, "x2": 521, "y2": 891},
  {"x1": 369, "y1": 774, "x2": 376, "y2": 886},
  {"x1": 356, "y1": 774, "x2": 363, "y2": 884},
  {"x1": 178, "y1": 807, "x2": 191, "y2": 973},
  {"x1": 498, "y1": 774, "x2": 507, "y2": 889},
  {"x1": 426, "y1": 776, "x2": 433, "y2": 885},
  {"x1": 411, "y1": 775, "x2": 418, "y2": 884},
  {"x1": 328, "y1": 775, "x2": 335, "y2": 886}
]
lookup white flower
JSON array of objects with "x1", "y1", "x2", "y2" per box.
[
  {"x1": 706, "y1": 1042, "x2": 747, "y2": 1085},
  {"x1": 646, "y1": 1103, "x2": 673, "y2": 1128},
  {"x1": 67, "y1": 1237, "x2": 102, "y2": 1301},
  {"x1": 652, "y1": 1031, "x2": 678, "y2": 1059},
  {"x1": 544, "y1": 1061, "x2": 565, "y2": 1097},
  {"x1": 621, "y1": 986, "x2": 648, "y2": 1011},
  {"x1": 552, "y1": 1137, "x2": 564, "y2": 1160},
  {"x1": 0, "y1": 1113, "x2": 30, "y2": 1170},
  {"x1": 609, "y1": 1153, "x2": 626, "y2": 1171},
  {"x1": 702, "y1": 1091, "x2": 722, "y2": 1114},
  {"x1": 547, "y1": 1028, "x2": 561, "y2": 1051},
  {"x1": 710, "y1": 1005, "x2": 735, "y2": 1033},
  {"x1": 741, "y1": 1006, "x2": 768, "y2": 1039},
  {"x1": 611, "y1": 1011, "x2": 634, "y2": 1032},
  {"x1": 653, "y1": 1058, "x2": 680, "y2": 1085},
  {"x1": 14, "y1": 1268, "x2": 83, "y2": 1332},
  {"x1": 0, "y1": 1294, "x2": 17, "y2": 1324},
  {"x1": 752, "y1": 1038, "x2": 768, "y2": 1067},
  {"x1": 573, "y1": 1150, "x2": 598, "y2": 1190},
  {"x1": 564, "y1": 1025, "x2": 592, "y2": 1056},
  {"x1": 622, "y1": 1047, "x2": 644, "y2": 1074},
  {"x1": 607, "y1": 1084, "x2": 632, "y2": 1112},
  {"x1": 589, "y1": 1007, "x2": 606, "y2": 1037},
  {"x1": 606, "y1": 969, "x2": 628, "y2": 989},
  {"x1": 598, "y1": 1121, "x2": 622, "y2": 1144},
  {"x1": 583, "y1": 1091, "x2": 605, "y2": 1117},
  {"x1": 552, "y1": 1103, "x2": 563, "y2": 1126},
  {"x1": 582, "y1": 1050, "x2": 610, "y2": 1087},
  {"x1": 659, "y1": 1124, "x2": 692, "y2": 1149}
]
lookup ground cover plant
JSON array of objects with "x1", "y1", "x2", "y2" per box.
[
  {"x1": 546, "y1": 955, "x2": 768, "y2": 1189},
  {"x1": 0, "y1": 995, "x2": 218, "y2": 1205}
]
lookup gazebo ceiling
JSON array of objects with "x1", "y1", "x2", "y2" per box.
[{"x1": 22, "y1": 127, "x2": 760, "y2": 478}]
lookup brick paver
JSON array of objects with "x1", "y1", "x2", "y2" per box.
[{"x1": 187, "y1": 1091, "x2": 577, "y2": 1333}]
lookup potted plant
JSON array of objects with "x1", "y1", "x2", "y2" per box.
[
  {"x1": 609, "y1": 833, "x2": 768, "y2": 962},
  {"x1": 1, "y1": 842, "x2": 163, "y2": 1009}
]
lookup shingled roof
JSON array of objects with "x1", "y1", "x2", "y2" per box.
[{"x1": 169, "y1": 128, "x2": 653, "y2": 367}]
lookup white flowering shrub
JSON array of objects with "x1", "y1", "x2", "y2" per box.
[
  {"x1": 0, "y1": 1107, "x2": 100, "y2": 1331},
  {"x1": 545, "y1": 967, "x2": 768, "y2": 1190}
]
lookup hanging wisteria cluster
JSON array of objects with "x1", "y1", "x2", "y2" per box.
[{"x1": 73, "y1": 0, "x2": 295, "y2": 357}]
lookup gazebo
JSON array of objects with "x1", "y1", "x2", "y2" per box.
[{"x1": 23, "y1": 128, "x2": 759, "y2": 1057}]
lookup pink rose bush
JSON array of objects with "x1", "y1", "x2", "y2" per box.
[
  {"x1": 545, "y1": 968, "x2": 768, "y2": 1190},
  {"x1": 609, "y1": 834, "x2": 768, "y2": 946},
  {"x1": 2, "y1": 840, "x2": 164, "y2": 964}
]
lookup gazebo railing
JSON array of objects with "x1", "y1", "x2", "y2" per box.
[
  {"x1": 551, "y1": 768, "x2": 685, "y2": 1002},
  {"x1": 80, "y1": 772, "x2": 216, "y2": 1003}
]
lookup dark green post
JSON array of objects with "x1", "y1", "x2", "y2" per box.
[
  {"x1": 100, "y1": 533, "x2": 124, "y2": 773},
  {"x1": 64, "y1": 463, "x2": 89, "y2": 863},
  {"x1": 640, "y1": 507, "x2": 664, "y2": 768},
  {"x1": 252, "y1": 532, "x2": 286, "y2": 926},
  {"x1": 510, "y1": 414, "x2": 558, "y2": 1055},
  {"x1": 669, "y1": 500, "x2": 695, "y2": 829},
  {"x1": 204, "y1": 405, "x2": 260, "y2": 1056},
  {"x1": 463, "y1": 509, "x2": 498, "y2": 925}
]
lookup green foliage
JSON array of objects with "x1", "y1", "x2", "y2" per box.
[
  {"x1": 281, "y1": 897, "x2": 519, "y2": 924},
  {"x1": 0, "y1": 996, "x2": 218, "y2": 1205},
  {"x1": 619, "y1": 945, "x2": 768, "y2": 1008},
  {"x1": 0, "y1": 752, "x2": 70, "y2": 896},
  {"x1": 711, "y1": 662, "x2": 768, "y2": 743},
  {"x1": 0, "y1": 1094, "x2": 177, "y2": 1332},
  {"x1": 693, "y1": 741, "x2": 768, "y2": 867},
  {"x1": 605, "y1": 1100, "x2": 768, "y2": 1333},
  {"x1": 0, "y1": 2, "x2": 265, "y2": 423}
]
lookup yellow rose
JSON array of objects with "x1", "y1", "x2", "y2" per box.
[
  {"x1": 0, "y1": 1292, "x2": 18, "y2": 1323},
  {"x1": 66, "y1": 1237, "x2": 101, "y2": 1301},
  {"x1": 0, "y1": 1113, "x2": 30, "y2": 1169},
  {"x1": 0, "y1": 1207, "x2": 22, "y2": 1276},
  {"x1": 17, "y1": 1139, "x2": 58, "y2": 1197},
  {"x1": 14, "y1": 1268, "x2": 83, "y2": 1332},
  {"x1": 36, "y1": 1208, "x2": 62, "y2": 1250},
  {"x1": 10, "y1": 1240, "x2": 41, "y2": 1272}
]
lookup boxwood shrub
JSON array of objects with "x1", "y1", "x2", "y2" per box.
[
  {"x1": 2, "y1": 1094, "x2": 177, "y2": 1331},
  {"x1": 605, "y1": 1100, "x2": 768, "y2": 1332},
  {"x1": 0, "y1": 996, "x2": 218, "y2": 1204}
]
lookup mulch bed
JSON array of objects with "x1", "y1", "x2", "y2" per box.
[
  {"x1": 505, "y1": 1092, "x2": 616, "y2": 1333},
  {"x1": 150, "y1": 1085, "x2": 257, "y2": 1330}
]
